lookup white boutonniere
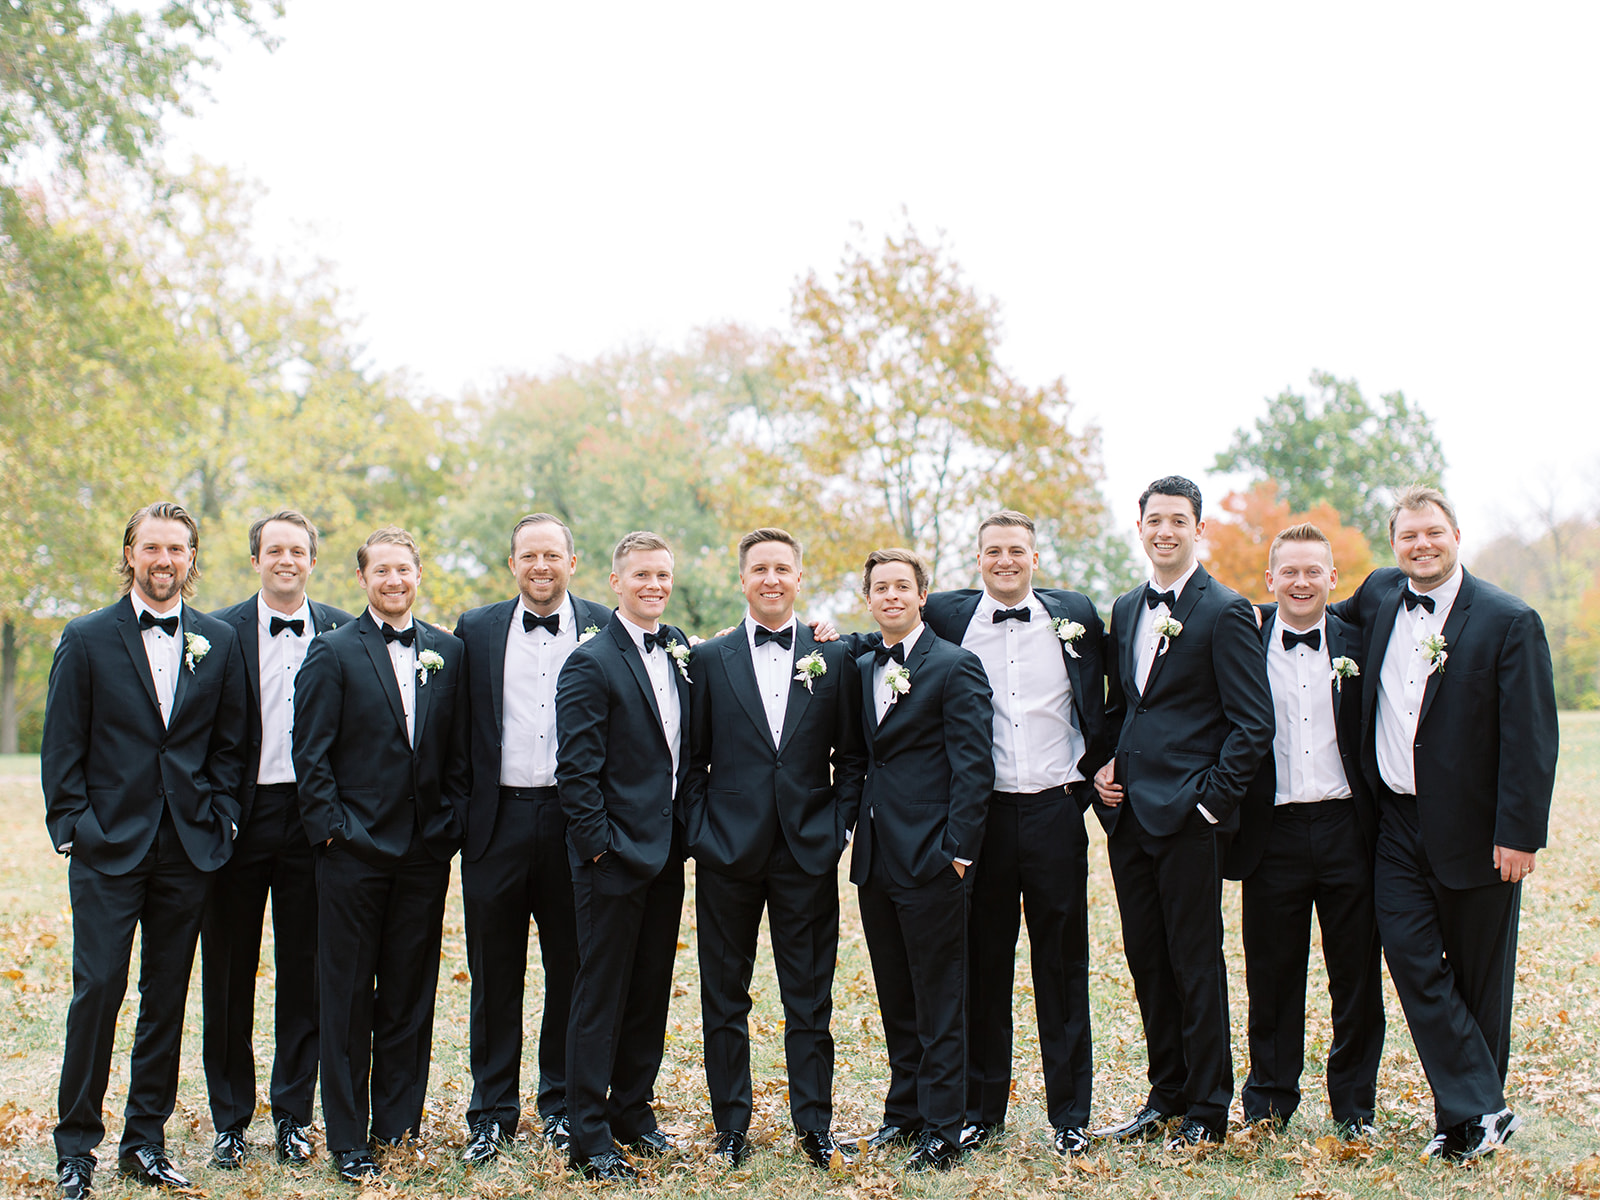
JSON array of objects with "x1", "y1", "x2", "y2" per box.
[
  {"x1": 666, "y1": 638, "x2": 691, "y2": 682},
  {"x1": 883, "y1": 661, "x2": 911, "y2": 704},
  {"x1": 417, "y1": 648, "x2": 445, "y2": 685},
  {"x1": 183, "y1": 632, "x2": 210, "y2": 673},
  {"x1": 1154, "y1": 614, "x2": 1183, "y2": 655},
  {"x1": 1331, "y1": 656, "x2": 1360, "y2": 693},
  {"x1": 578, "y1": 624, "x2": 601, "y2": 644},
  {"x1": 794, "y1": 650, "x2": 827, "y2": 692},
  {"x1": 1419, "y1": 633, "x2": 1448, "y2": 676},
  {"x1": 1050, "y1": 617, "x2": 1087, "y2": 659}
]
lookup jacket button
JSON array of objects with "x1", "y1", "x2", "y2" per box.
[
  {"x1": 661, "y1": 807, "x2": 671, "y2": 816},
  {"x1": 1136, "y1": 706, "x2": 1147, "y2": 714}
]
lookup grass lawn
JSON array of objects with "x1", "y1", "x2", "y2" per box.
[{"x1": 1, "y1": 719, "x2": 1598, "y2": 1198}]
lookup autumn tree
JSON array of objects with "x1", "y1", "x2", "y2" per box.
[{"x1": 1205, "y1": 482, "x2": 1375, "y2": 605}]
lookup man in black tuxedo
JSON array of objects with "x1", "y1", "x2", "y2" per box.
[
  {"x1": 555, "y1": 531, "x2": 690, "y2": 1181},
  {"x1": 42, "y1": 501, "x2": 247, "y2": 1198},
  {"x1": 918, "y1": 510, "x2": 1108, "y2": 1158},
  {"x1": 1092, "y1": 476, "x2": 1273, "y2": 1149},
  {"x1": 453, "y1": 514, "x2": 612, "y2": 1162},
  {"x1": 201, "y1": 510, "x2": 353, "y2": 1171},
  {"x1": 291, "y1": 526, "x2": 469, "y2": 1184},
  {"x1": 1222, "y1": 523, "x2": 1383, "y2": 1137},
  {"x1": 1327, "y1": 486, "x2": 1556, "y2": 1161},
  {"x1": 685, "y1": 528, "x2": 867, "y2": 1170},
  {"x1": 852, "y1": 548, "x2": 994, "y2": 1173}
]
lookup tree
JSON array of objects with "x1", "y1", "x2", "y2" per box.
[
  {"x1": 1205, "y1": 482, "x2": 1375, "y2": 605},
  {"x1": 1213, "y1": 370, "x2": 1446, "y2": 553}
]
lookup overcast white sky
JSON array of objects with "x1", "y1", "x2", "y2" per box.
[{"x1": 167, "y1": 2, "x2": 1600, "y2": 558}]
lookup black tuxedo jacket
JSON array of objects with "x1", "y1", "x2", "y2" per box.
[
  {"x1": 684, "y1": 622, "x2": 867, "y2": 879},
  {"x1": 1223, "y1": 606, "x2": 1374, "y2": 881},
  {"x1": 848, "y1": 629, "x2": 994, "y2": 889},
  {"x1": 922, "y1": 587, "x2": 1110, "y2": 806},
  {"x1": 555, "y1": 613, "x2": 692, "y2": 889},
  {"x1": 1329, "y1": 567, "x2": 1557, "y2": 889},
  {"x1": 291, "y1": 610, "x2": 469, "y2": 866},
  {"x1": 209, "y1": 594, "x2": 354, "y2": 829},
  {"x1": 1097, "y1": 564, "x2": 1273, "y2": 838},
  {"x1": 454, "y1": 593, "x2": 614, "y2": 863},
  {"x1": 42, "y1": 596, "x2": 248, "y2": 875}
]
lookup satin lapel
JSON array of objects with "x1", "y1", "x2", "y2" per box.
[
  {"x1": 1141, "y1": 569, "x2": 1208, "y2": 698},
  {"x1": 115, "y1": 600, "x2": 162, "y2": 719},
  {"x1": 776, "y1": 624, "x2": 815, "y2": 755},
  {"x1": 237, "y1": 604, "x2": 262, "y2": 707},
  {"x1": 878, "y1": 630, "x2": 933, "y2": 733},
  {"x1": 1114, "y1": 590, "x2": 1139, "y2": 699},
  {"x1": 412, "y1": 623, "x2": 436, "y2": 743},
  {"x1": 609, "y1": 620, "x2": 665, "y2": 735},
  {"x1": 725, "y1": 629, "x2": 773, "y2": 744},
  {"x1": 670, "y1": 626, "x2": 691, "y2": 726},
  {"x1": 1416, "y1": 572, "x2": 1474, "y2": 728},
  {"x1": 1326, "y1": 614, "x2": 1349, "y2": 709},
  {"x1": 490, "y1": 599, "x2": 514, "y2": 737},
  {"x1": 858, "y1": 648, "x2": 878, "y2": 745},
  {"x1": 1039, "y1": 592, "x2": 1087, "y2": 707},
  {"x1": 169, "y1": 607, "x2": 197, "y2": 718},
  {"x1": 360, "y1": 616, "x2": 411, "y2": 739},
  {"x1": 1361, "y1": 583, "x2": 1405, "y2": 730},
  {"x1": 949, "y1": 593, "x2": 982, "y2": 638}
]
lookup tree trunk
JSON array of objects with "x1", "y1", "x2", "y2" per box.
[{"x1": 0, "y1": 618, "x2": 17, "y2": 756}]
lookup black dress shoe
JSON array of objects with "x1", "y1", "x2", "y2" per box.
[
  {"x1": 622, "y1": 1129, "x2": 677, "y2": 1157},
  {"x1": 797, "y1": 1128, "x2": 855, "y2": 1170},
  {"x1": 863, "y1": 1123, "x2": 921, "y2": 1152},
  {"x1": 119, "y1": 1146, "x2": 191, "y2": 1189},
  {"x1": 572, "y1": 1149, "x2": 639, "y2": 1180},
  {"x1": 462, "y1": 1119, "x2": 509, "y2": 1165},
  {"x1": 959, "y1": 1121, "x2": 1003, "y2": 1151},
  {"x1": 1092, "y1": 1104, "x2": 1173, "y2": 1141},
  {"x1": 211, "y1": 1129, "x2": 246, "y2": 1170},
  {"x1": 543, "y1": 1111, "x2": 572, "y2": 1153},
  {"x1": 274, "y1": 1116, "x2": 314, "y2": 1165},
  {"x1": 1053, "y1": 1125, "x2": 1091, "y2": 1157},
  {"x1": 710, "y1": 1130, "x2": 748, "y2": 1167},
  {"x1": 332, "y1": 1149, "x2": 379, "y2": 1184},
  {"x1": 1164, "y1": 1118, "x2": 1224, "y2": 1150},
  {"x1": 903, "y1": 1132, "x2": 962, "y2": 1173},
  {"x1": 56, "y1": 1155, "x2": 94, "y2": 1200}
]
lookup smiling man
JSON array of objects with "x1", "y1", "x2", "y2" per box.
[{"x1": 684, "y1": 528, "x2": 866, "y2": 1169}]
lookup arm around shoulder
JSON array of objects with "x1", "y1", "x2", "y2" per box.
[{"x1": 1493, "y1": 605, "x2": 1558, "y2": 852}]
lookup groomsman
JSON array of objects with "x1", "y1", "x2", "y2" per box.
[
  {"x1": 292, "y1": 527, "x2": 469, "y2": 1184},
  {"x1": 685, "y1": 528, "x2": 867, "y2": 1169},
  {"x1": 201, "y1": 511, "x2": 352, "y2": 1170},
  {"x1": 453, "y1": 514, "x2": 612, "y2": 1162},
  {"x1": 556, "y1": 531, "x2": 689, "y2": 1181},
  {"x1": 852, "y1": 548, "x2": 994, "y2": 1172},
  {"x1": 919, "y1": 511, "x2": 1108, "y2": 1157},
  {"x1": 1328, "y1": 486, "x2": 1557, "y2": 1161},
  {"x1": 1093, "y1": 476, "x2": 1273, "y2": 1149},
  {"x1": 43, "y1": 502, "x2": 247, "y2": 1197},
  {"x1": 1223, "y1": 523, "x2": 1383, "y2": 1136}
]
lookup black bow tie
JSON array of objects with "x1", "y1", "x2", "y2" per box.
[
  {"x1": 381, "y1": 624, "x2": 416, "y2": 647},
  {"x1": 754, "y1": 624, "x2": 793, "y2": 650},
  {"x1": 523, "y1": 611, "x2": 560, "y2": 635},
  {"x1": 992, "y1": 607, "x2": 1031, "y2": 624},
  {"x1": 270, "y1": 616, "x2": 305, "y2": 638},
  {"x1": 1146, "y1": 588, "x2": 1177, "y2": 611},
  {"x1": 642, "y1": 629, "x2": 668, "y2": 653},
  {"x1": 1403, "y1": 590, "x2": 1435, "y2": 613},
  {"x1": 139, "y1": 611, "x2": 179, "y2": 637},
  {"x1": 1281, "y1": 628, "x2": 1321, "y2": 652},
  {"x1": 873, "y1": 642, "x2": 906, "y2": 666}
]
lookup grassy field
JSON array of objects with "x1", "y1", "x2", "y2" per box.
[{"x1": 2, "y1": 719, "x2": 1599, "y2": 1199}]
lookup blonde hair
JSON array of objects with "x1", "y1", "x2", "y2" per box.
[
  {"x1": 117, "y1": 502, "x2": 201, "y2": 599},
  {"x1": 612, "y1": 531, "x2": 674, "y2": 573},
  {"x1": 357, "y1": 526, "x2": 421, "y2": 572}
]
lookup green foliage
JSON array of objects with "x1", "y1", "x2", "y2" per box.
[{"x1": 1213, "y1": 370, "x2": 1447, "y2": 553}]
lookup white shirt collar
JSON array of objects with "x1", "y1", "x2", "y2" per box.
[
  {"x1": 258, "y1": 593, "x2": 312, "y2": 631},
  {"x1": 1148, "y1": 559, "x2": 1201, "y2": 602},
  {"x1": 518, "y1": 593, "x2": 575, "y2": 627},
  {"x1": 1407, "y1": 564, "x2": 1463, "y2": 610},
  {"x1": 1272, "y1": 611, "x2": 1328, "y2": 645},
  {"x1": 883, "y1": 622, "x2": 926, "y2": 657},
  {"x1": 617, "y1": 612, "x2": 661, "y2": 651},
  {"x1": 367, "y1": 606, "x2": 414, "y2": 633},
  {"x1": 977, "y1": 589, "x2": 1040, "y2": 617},
  {"x1": 130, "y1": 591, "x2": 183, "y2": 626},
  {"x1": 745, "y1": 611, "x2": 797, "y2": 641}
]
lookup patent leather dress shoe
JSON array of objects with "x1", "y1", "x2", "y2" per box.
[
  {"x1": 623, "y1": 1129, "x2": 677, "y2": 1157},
  {"x1": 1164, "y1": 1118, "x2": 1224, "y2": 1150},
  {"x1": 797, "y1": 1128, "x2": 855, "y2": 1169},
  {"x1": 119, "y1": 1146, "x2": 191, "y2": 1189},
  {"x1": 211, "y1": 1129, "x2": 246, "y2": 1170},
  {"x1": 572, "y1": 1149, "x2": 639, "y2": 1181},
  {"x1": 543, "y1": 1111, "x2": 573, "y2": 1153},
  {"x1": 1093, "y1": 1104, "x2": 1173, "y2": 1142},
  {"x1": 710, "y1": 1130, "x2": 748, "y2": 1167},
  {"x1": 333, "y1": 1149, "x2": 379, "y2": 1184},
  {"x1": 863, "y1": 1124, "x2": 921, "y2": 1152},
  {"x1": 462, "y1": 1119, "x2": 510, "y2": 1165},
  {"x1": 275, "y1": 1117, "x2": 314, "y2": 1165},
  {"x1": 959, "y1": 1121, "x2": 1003, "y2": 1151},
  {"x1": 57, "y1": 1155, "x2": 94, "y2": 1200},
  {"x1": 903, "y1": 1132, "x2": 962, "y2": 1173}
]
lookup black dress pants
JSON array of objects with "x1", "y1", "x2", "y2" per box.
[
  {"x1": 462, "y1": 785, "x2": 579, "y2": 1132},
  {"x1": 201, "y1": 783, "x2": 319, "y2": 1133},
  {"x1": 55, "y1": 811, "x2": 213, "y2": 1159},
  {"x1": 1240, "y1": 799, "x2": 1383, "y2": 1126},
  {"x1": 966, "y1": 787, "x2": 1092, "y2": 1131},
  {"x1": 698, "y1": 835, "x2": 839, "y2": 1134}
]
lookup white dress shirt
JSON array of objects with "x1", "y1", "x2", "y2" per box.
[
  {"x1": 1376, "y1": 566, "x2": 1463, "y2": 795},
  {"x1": 501, "y1": 595, "x2": 577, "y2": 787},
  {"x1": 873, "y1": 623, "x2": 924, "y2": 725},
  {"x1": 129, "y1": 592, "x2": 182, "y2": 727},
  {"x1": 961, "y1": 590, "x2": 1085, "y2": 792},
  {"x1": 257, "y1": 594, "x2": 313, "y2": 785},
  {"x1": 372, "y1": 608, "x2": 417, "y2": 747},
  {"x1": 1267, "y1": 615, "x2": 1352, "y2": 806},
  {"x1": 618, "y1": 614, "x2": 682, "y2": 793},
  {"x1": 745, "y1": 613, "x2": 797, "y2": 748},
  {"x1": 1133, "y1": 560, "x2": 1201, "y2": 694}
]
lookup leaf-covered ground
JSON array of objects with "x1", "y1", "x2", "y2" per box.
[{"x1": 2, "y1": 716, "x2": 1597, "y2": 1198}]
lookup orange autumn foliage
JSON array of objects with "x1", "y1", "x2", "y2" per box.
[{"x1": 1205, "y1": 482, "x2": 1375, "y2": 604}]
